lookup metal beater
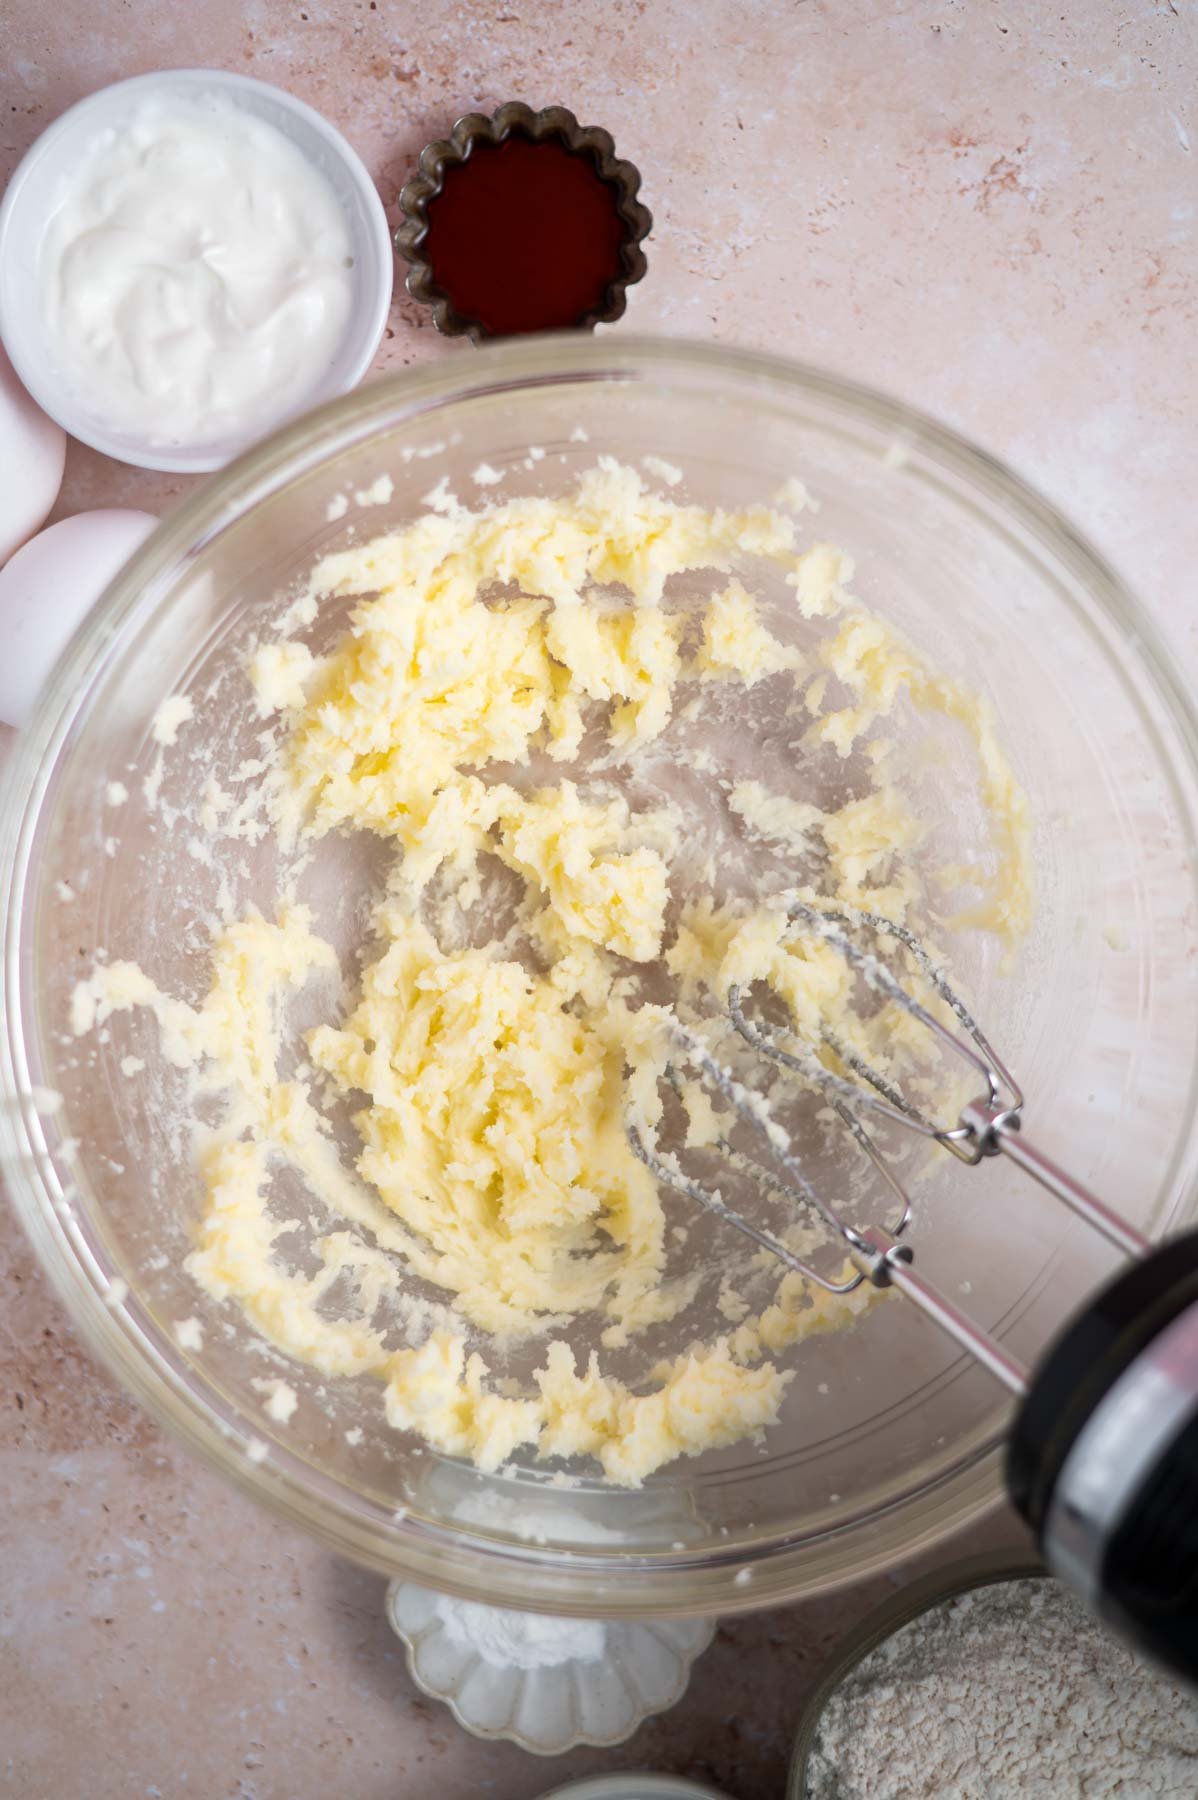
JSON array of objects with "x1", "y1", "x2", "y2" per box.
[{"x1": 630, "y1": 901, "x2": 1198, "y2": 1684}]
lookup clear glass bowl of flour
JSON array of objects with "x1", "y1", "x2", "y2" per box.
[{"x1": 4, "y1": 336, "x2": 1198, "y2": 1618}]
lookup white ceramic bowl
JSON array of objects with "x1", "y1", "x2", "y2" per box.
[{"x1": 0, "y1": 69, "x2": 394, "y2": 473}]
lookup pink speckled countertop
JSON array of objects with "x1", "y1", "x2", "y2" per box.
[{"x1": 1, "y1": 3, "x2": 1195, "y2": 1795}]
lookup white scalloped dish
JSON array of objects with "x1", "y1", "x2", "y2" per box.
[{"x1": 387, "y1": 1580, "x2": 715, "y2": 1755}]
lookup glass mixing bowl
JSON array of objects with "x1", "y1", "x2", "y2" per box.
[{"x1": 4, "y1": 337, "x2": 1198, "y2": 1618}]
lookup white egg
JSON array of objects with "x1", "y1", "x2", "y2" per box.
[
  {"x1": 0, "y1": 509, "x2": 157, "y2": 730},
  {"x1": 0, "y1": 340, "x2": 66, "y2": 566}
]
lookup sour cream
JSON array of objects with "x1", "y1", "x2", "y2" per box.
[{"x1": 38, "y1": 92, "x2": 356, "y2": 445}]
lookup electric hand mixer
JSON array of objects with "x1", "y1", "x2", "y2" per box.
[{"x1": 630, "y1": 901, "x2": 1198, "y2": 1684}]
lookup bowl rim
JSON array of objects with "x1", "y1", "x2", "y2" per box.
[
  {"x1": 4, "y1": 334, "x2": 1198, "y2": 1616},
  {"x1": 0, "y1": 66, "x2": 394, "y2": 474}
]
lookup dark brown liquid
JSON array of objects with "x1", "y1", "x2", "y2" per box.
[{"x1": 422, "y1": 133, "x2": 628, "y2": 336}]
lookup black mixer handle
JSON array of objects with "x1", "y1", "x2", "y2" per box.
[{"x1": 1007, "y1": 1230, "x2": 1198, "y2": 1685}]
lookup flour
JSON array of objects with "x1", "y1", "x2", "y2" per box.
[
  {"x1": 433, "y1": 1593, "x2": 605, "y2": 1670},
  {"x1": 806, "y1": 1578, "x2": 1198, "y2": 1799}
]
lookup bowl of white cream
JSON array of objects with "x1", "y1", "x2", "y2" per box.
[{"x1": 0, "y1": 69, "x2": 393, "y2": 471}]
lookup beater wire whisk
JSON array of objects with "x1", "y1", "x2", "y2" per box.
[
  {"x1": 628, "y1": 900, "x2": 1198, "y2": 1683},
  {"x1": 630, "y1": 900, "x2": 1148, "y2": 1395}
]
